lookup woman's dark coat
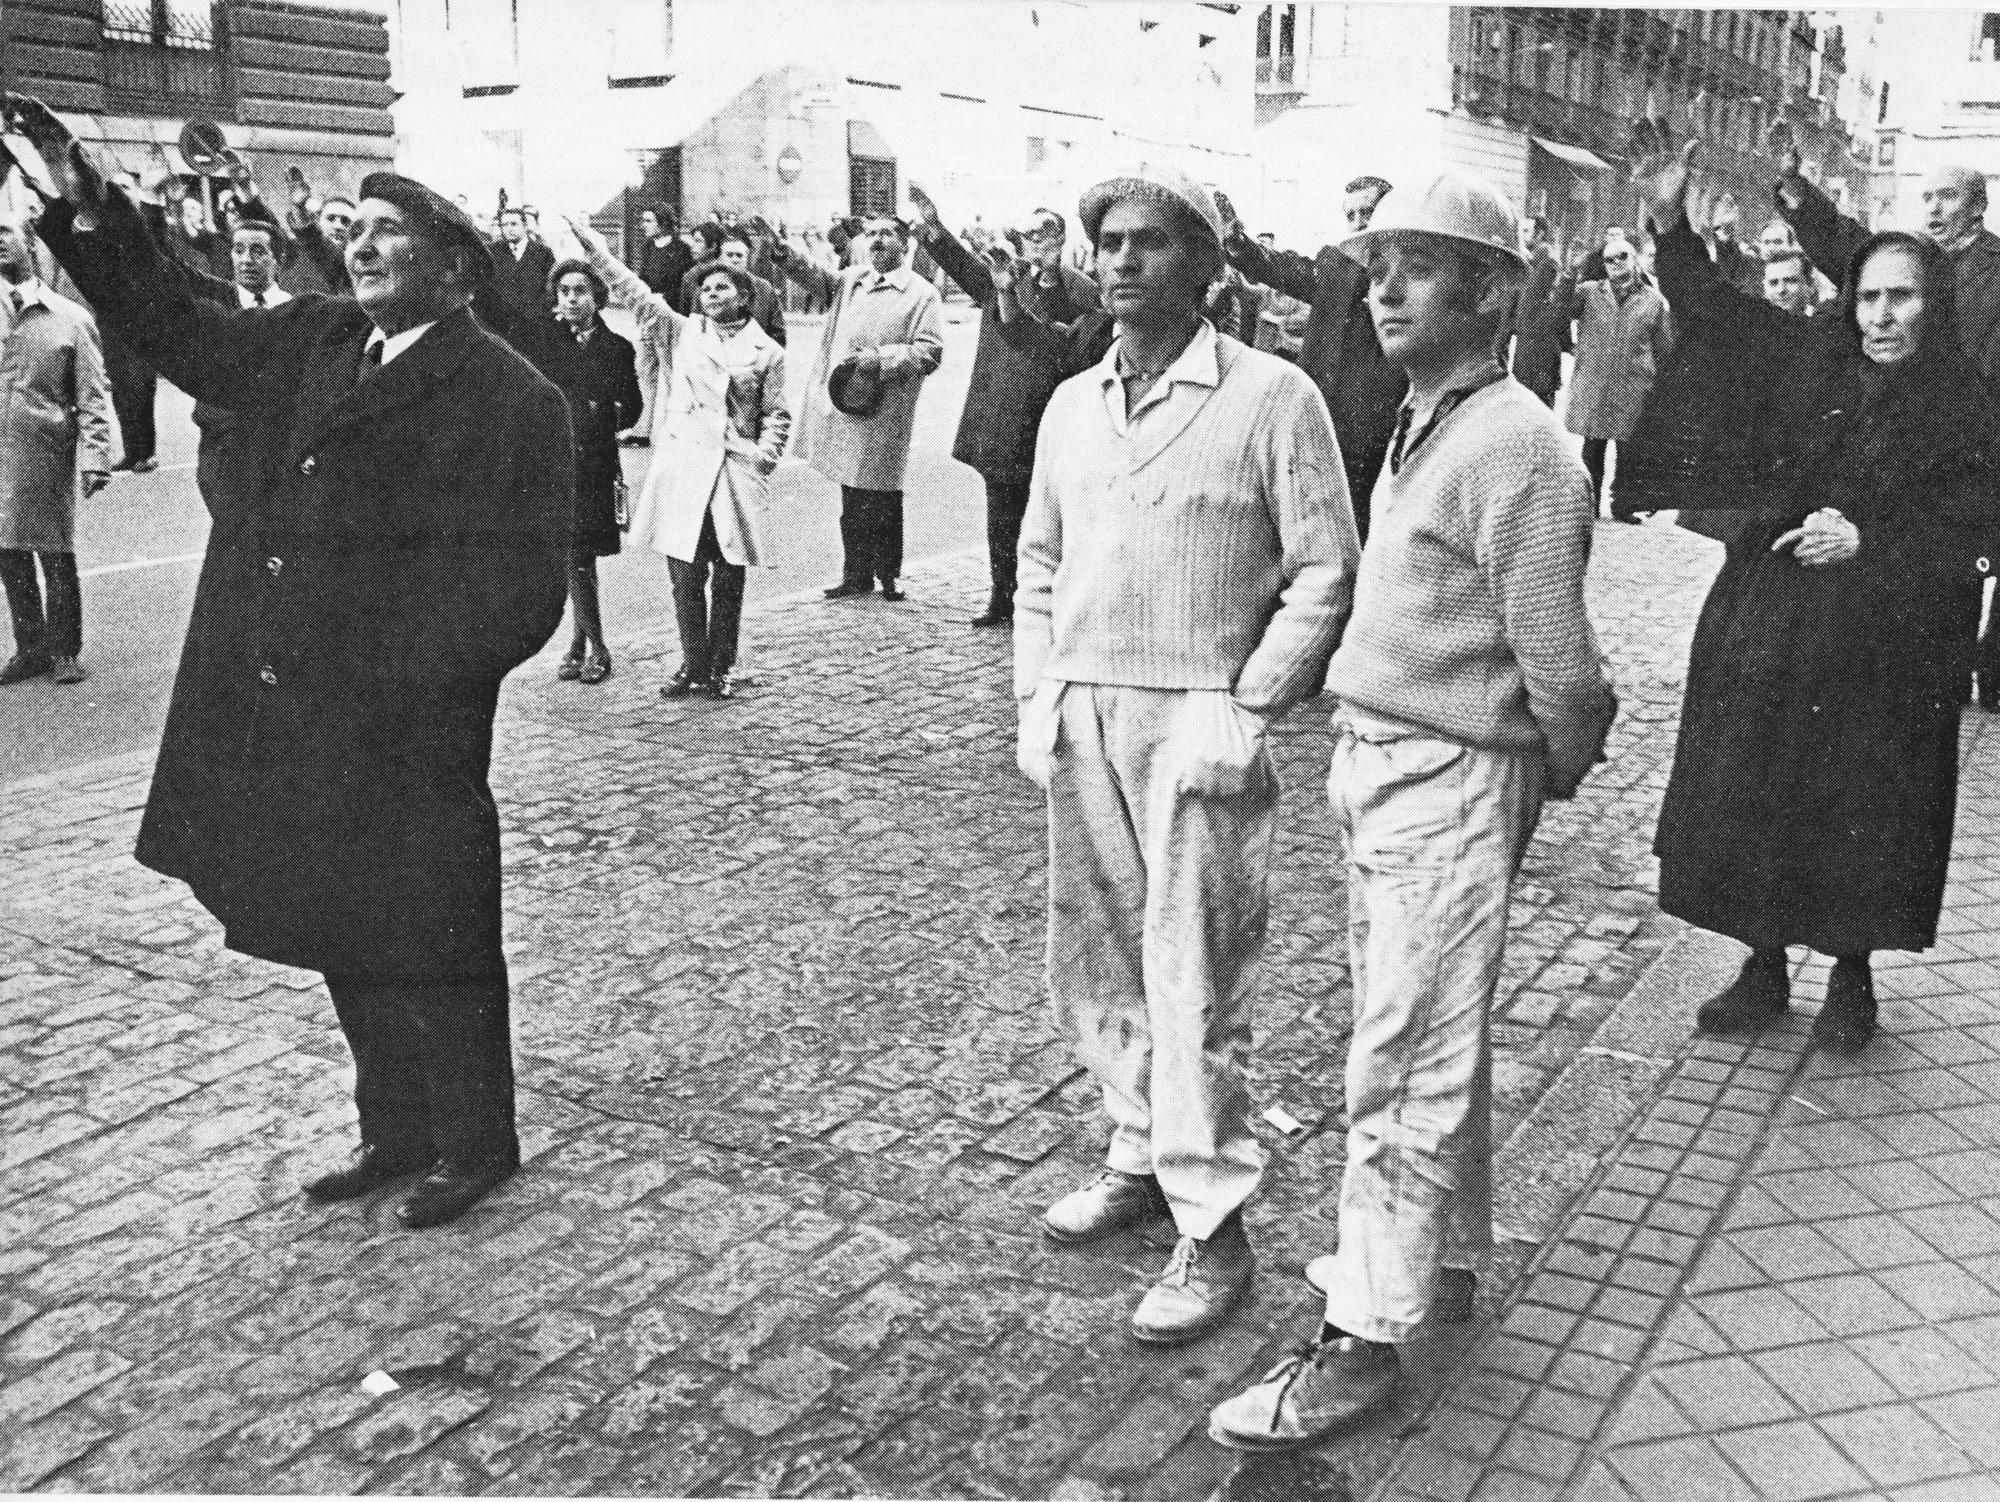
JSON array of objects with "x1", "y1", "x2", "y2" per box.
[
  {"x1": 515, "y1": 314, "x2": 643, "y2": 556},
  {"x1": 1503, "y1": 249, "x2": 1572, "y2": 401},
  {"x1": 1639, "y1": 214, "x2": 2000, "y2": 954},
  {"x1": 41, "y1": 192, "x2": 573, "y2": 981}
]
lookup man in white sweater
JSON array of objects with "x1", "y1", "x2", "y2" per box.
[
  {"x1": 1210, "y1": 171, "x2": 1617, "y2": 1450},
  {"x1": 1014, "y1": 165, "x2": 1359, "y2": 1348}
]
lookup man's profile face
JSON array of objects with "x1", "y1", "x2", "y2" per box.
[
  {"x1": 1366, "y1": 234, "x2": 1488, "y2": 372},
  {"x1": 498, "y1": 210, "x2": 526, "y2": 245},
  {"x1": 179, "y1": 197, "x2": 206, "y2": 236},
  {"x1": 346, "y1": 199, "x2": 455, "y2": 331},
  {"x1": 719, "y1": 239, "x2": 750, "y2": 271},
  {"x1": 1095, "y1": 198, "x2": 1210, "y2": 326},
  {"x1": 1345, "y1": 187, "x2": 1386, "y2": 233},
  {"x1": 1712, "y1": 195, "x2": 1740, "y2": 237},
  {"x1": 232, "y1": 228, "x2": 278, "y2": 294},
  {"x1": 0, "y1": 217, "x2": 32, "y2": 280},
  {"x1": 319, "y1": 199, "x2": 354, "y2": 246},
  {"x1": 1922, "y1": 169, "x2": 1984, "y2": 248}
]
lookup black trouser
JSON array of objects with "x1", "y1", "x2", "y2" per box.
[
  {"x1": 1581, "y1": 438, "x2": 1609, "y2": 507},
  {"x1": 323, "y1": 972, "x2": 519, "y2": 1173},
  {"x1": 983, "y1": 478, "x2": 1031, "y2": 616},
  {"x1": 668, "y1": 511, "x2": 746, "y2": 681},
  {"x1": 105, "y1": 341, "x2": 157, "y2": 466},
  {"x1": 839, "y1": 485, "x2": 904, "y2": 586},
  {"x1": 0, "y1": 549, "x2": 82, "y2": 660},
  {"x1": 567, "y1": 547, "x2": 604, "y2": 651}
]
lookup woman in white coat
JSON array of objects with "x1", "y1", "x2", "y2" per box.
[{"x1": 569, "y1": 218, "x2": 790, "y2": 700}]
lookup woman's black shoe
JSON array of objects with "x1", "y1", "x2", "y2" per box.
[
  {"x1": 1813, "y1": 960, "x2": 1878, "y2": 1056},
  {"x1": 1695, "y1": 949, "x2": 1789, "y2": 1035}
]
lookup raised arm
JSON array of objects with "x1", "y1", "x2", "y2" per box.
[
  {"x1": 908, "y1": 181, "x2": 996, "y2": 306},
  {"x1": 1776, "y1": 153, "x2": 1868, "y2": 293},
  {"x1": 770, "y1": 240, "x2": 839, "y2": 304},
  {"x1": 565, "y1": 213, "x2": 683, "y2": 356},
  {"x1": 1213, "y1": 190, "x2": 1319, "y2": 303}
]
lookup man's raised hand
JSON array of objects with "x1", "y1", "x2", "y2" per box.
[
  {"x1": 1645, "y1": 139, "x2": 1701, "y2": 228},
  {"x1": 1212, "y1": 189, "x2": 1246, "y2": 242},
  {"x1": 1, "y1": 93, "x2": 105, "y2": 209}
]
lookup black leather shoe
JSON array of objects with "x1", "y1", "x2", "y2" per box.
[
  {"x1": 1813, "y1": 960, "x2": 1878, "y2": 1056},
  {"x1": 397, "y1": 1158, "x2": 517, "y2": 1229},
  {"x1": 302, "y1": 1144, "x2": 426, "y2": 1203},
  {"x1": 879, "y1": 581, "x2": 907, "y2": 602},
  {"x1": 823, "y1": 578, "x2": 873, "y2": 599},
  {"x1": 708, "y1": 671, "x2": 737, "y2": 700},
  {"x1": 660, "y1": 668, "x2": 706, "y2": 699},
  {"x1": 969, "y1": 609, "x2": 1012, "y2": 629},
  {"x1": 0, "y1": 652, "x2": 52, "y2": 686},
  {"x1": 1696, "y1": 949, "x2": 1789, "y2": 1035}
]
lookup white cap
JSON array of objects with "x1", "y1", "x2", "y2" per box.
[
  {"x1": 1341, "y1": 169, "x2": 1524, "y2": 267},
  {"x1": 1078, "y1": 163, "x2": 1225, "y2": 248}
]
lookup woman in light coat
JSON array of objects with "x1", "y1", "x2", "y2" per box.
[{"x1": 568, "y1": 218, "x2": 789, "y2": 701}]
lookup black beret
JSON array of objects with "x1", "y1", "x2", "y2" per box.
[{"x1": 357, "y1": 171, "x2": 494, "y2": 286}]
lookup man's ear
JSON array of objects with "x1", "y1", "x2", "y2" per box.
[{"x1": 1474, "y1": 267, "x2": 1519, "y2": 319}]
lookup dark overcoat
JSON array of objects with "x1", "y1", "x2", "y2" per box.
[
  {"x1": 1640, "y1": 216, "x2": 2000, "y2": 954},
  {"x1": 1222, "y1": 235, "x2": 1405, "y2": 539},
  {"x1": 926, "y1": 226, "x2": 1099, "y2": 488},
  {"x1": 1504, "y1": 250, "x2": 1571, "y2": 400},
  {"x1": 489, "y1": 237, "x2": 557, "y2": 325},
  {"x1": 42, "y1": 192, "x2": 573, "y2": 981},
  {"x1": 513, "y1": 314, "x2": 643, "y2": 556}
]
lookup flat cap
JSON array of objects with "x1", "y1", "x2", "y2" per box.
[
  {"x1": 358, "y1": 171, "x2": 494, "y2": 285},
  {"x1": 1078, "y1": 163, "x2": 1225, "y2": 249}
]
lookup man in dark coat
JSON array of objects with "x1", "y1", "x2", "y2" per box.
[
  {"x1": 7, "y1": 91, "x2": 573, "y2": 1230},
  {"x1": 907, "y1": 184, "x2": 1100, "y2": 626},
  {"x1": 1211, "y1": 189, "x2": 1406, "y2": 541},
  {"x1": 489, "y1": 206, "x2": 556, "y2": 325},
  {"x1": 1499, "y1": 216, "x2": 1570, "y2": 406},
  {"x1": 634, "y1": 206, "x2": 692, "y2": 305}
]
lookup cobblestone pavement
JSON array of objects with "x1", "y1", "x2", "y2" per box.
[
  {"x1": 1375, "y1": 711, "x2": 2000, "y2": 1502},
  {"x1": 1, "y1": 523, "x2": 1720, "y2": 1499}
]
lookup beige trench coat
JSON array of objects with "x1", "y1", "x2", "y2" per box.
[
  {"x1": 780, "y1": 260, "x2": 943, "y2": 491},
  {"x1": 1564, "y1": 279, "x2": 1674, "y2": 442},
  {"x1": 585, "y1": 245, "x2": 790, "y2": 567},
  {"x1": 0, "y1": 283, "x2": 115, "y2": 551}
]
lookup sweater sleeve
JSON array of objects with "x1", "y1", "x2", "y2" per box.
[
  {"x1": 1232, "y1": 377, "x2": 1360, "y2": 716},
  {"x1": 1473, "y1": 436, "x2": 1617, "y2": 796}
]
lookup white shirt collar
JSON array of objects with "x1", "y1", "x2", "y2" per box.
[
  {"x1": 6, "y1": 278, "x2": 50, "y2": 313},
  {"x1": 235, "y1": 283, "x2": 292, "y2": 309},
  {"x1": 1094, "y1": 318, "x2": 1220, "y2": 395},
  {"x1": 365, "y1": 321, "x2": 438, "y2": 366},
  {"x1": 862, "y1": 263, "x2": 911, "y2": 293}
]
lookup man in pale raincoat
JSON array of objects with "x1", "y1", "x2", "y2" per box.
[
  {"x1": 771, "y1": 214, "x2": 942, "y2": 602},
  {"x1": 569, "y1": 218, "x2": 789, "y2": 700},
  {"x1": 0, "y1": 204, "x2": 114, "y2": 686}
]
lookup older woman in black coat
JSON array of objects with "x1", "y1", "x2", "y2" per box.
[
  {"x1": 515, "y1": 259, "x2": 642, "y2": 683},
  {"x1": 1637, "y1": 144, "x2": 2000, "y2": 1055}
]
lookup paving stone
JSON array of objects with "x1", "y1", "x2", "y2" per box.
[
  {"x1": 1712, "y1": 1420, "x2": 1870, "y2": 1501},
  {"x1": 1817, "y1": 1406, "x2": 1976, "y2": 1487}
]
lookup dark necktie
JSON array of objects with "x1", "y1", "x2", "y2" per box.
[
  {"x1": 7, "y1": 288, "x2": 22, "y2": 320},
  {"x1": 252, "y1": 290, "x2": 267, "y2": 308},
  {"x1": 357, "y1": 338, "x2": 382, "y2": 384}
]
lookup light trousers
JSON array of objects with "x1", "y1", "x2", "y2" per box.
[
  {"x1": 1044, "y1": 684, "x2": 1276, "y2": 1239},
  {"x1": 1320, "y1": 708, "x2": 1543, "y2": 1344}
]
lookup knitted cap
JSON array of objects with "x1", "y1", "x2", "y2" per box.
[{"x1": 1078, "y1": 164, "x2": 1225, "y2": 249}]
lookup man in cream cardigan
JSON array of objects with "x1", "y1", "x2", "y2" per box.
[{"x1": 1014, "y1": 164, "x2": 1359, "y2": 1347}]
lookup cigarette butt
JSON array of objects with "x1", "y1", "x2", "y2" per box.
[{"x1": 1263, "y1": 1106, "x2": 1305, "y2": 1136}]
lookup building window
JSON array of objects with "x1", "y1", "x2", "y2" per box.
[
  {"x1": 609, "y1": 0, "x2": 673, "y2": 84},
  {"x1": 100, "y1": 0, "x2": 231, "y2": 112},
  {"x1": 1257, "y1": 3, "x2": 1297, "y2": 86},
  {"x1": 850, "y1": 156, "x2": 896, "y2": 218},
  {"x1": 1979, "y1": 15, "x2": 2000, "y2": 60}
]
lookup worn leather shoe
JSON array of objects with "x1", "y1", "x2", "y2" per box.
[
  {"x1": 823, "y1": 578, "x2": 873, "y2": 599},
  {"x1": 579, "y1": 648, "x2": 612, "y2": 685},
  {"x1": 1813, "y1": 959, "x2": 1878, "y2": 1056},
  {"x1": 397, "y1": 1157, "x2": 516, "y2": 1229},
  {"x1": 879, "y1": 580, "x2": 907, "y2": 602},
  {"x1": 50, "y1": 656, "x2": 86, "y2": 685},
  {"x1": 555, "y1": 649, "x2": 584, "y2": 681},
  {"x1": 1207, "y1": 1332, "x2": 1400, "y2": 1450},
  {"x1": 302, "y1": 1144, "x2": 425, "y2": 1203},
  {"x1": 708, "y1": 671, "x2": 738, "y2": 701},
  {"x1": 0, "y1": 651, "x2": 51, "y2": 686},
  {"x1": 1696, "y1": 949, "x2": 1789, "y2": 1035},
  {"x1": 1043, "y1": 1168, "x2": 1169, "y2": 1244},
  {"x1": 969, "y1": 609, "x2": 1012, "y2": 629},
  {"x1": 1304, "y1": 1257, "x2": 1476, "y2": 1324},
  {"x1": 1131, "y1": 1215, "x2": 1254, "y2": 1346}
]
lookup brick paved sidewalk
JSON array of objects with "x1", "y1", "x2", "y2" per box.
[
  {"x1": 1, "y1": 525, "x2": 1718, "y2": 1499},
  {"x1": 1374, "y1": 716, "x2": 2000, "y2": 1502}
]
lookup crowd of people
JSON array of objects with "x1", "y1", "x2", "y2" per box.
[{"x1": 4, "y1": 81, "x2": 2000, "y2": 1454}]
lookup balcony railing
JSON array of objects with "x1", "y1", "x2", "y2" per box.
[{"x1": 101, "y1": 1, "x2": 234, "y2": 116}]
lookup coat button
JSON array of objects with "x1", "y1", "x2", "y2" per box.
[
  {"x1": 265, "y1": 556, "x2": 283, "y2": 576},
  {"x1": 299, "y1": 455, "x2": 316, "y2": 476},
  {"x1": 259, "y1": 666, "x2": 279, "y2": 687}
]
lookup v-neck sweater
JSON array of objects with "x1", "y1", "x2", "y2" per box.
[
  {"x1": 1014, "y1": 335, "x2": 1359, "y2": 716},
  {"x1": 1324, "y1": 377, "x2": 1615, "y2": 781}
]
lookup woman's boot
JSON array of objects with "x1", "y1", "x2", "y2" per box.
[
  {"x1": 1813, "y1": 955, "x2": 1878, "y2": 1056},
  {"x1": 1696, "y1": 947, "x2": 1789, "y2": 1035}
]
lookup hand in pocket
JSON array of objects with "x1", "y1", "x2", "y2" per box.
[
  {"x1": 1176, "y1": 691, "x2": 1269, "y2": 799},
  {"x1": 1016, "y1": 680, "x2": 1065, "y2": 790}
]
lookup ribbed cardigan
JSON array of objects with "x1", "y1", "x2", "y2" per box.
[
  {"x1": 1324, "y1": 378, "x2": 1617, "y2": 786},
  {"x1": 1013, "y1": 334, "x2": 1359, "y2": 716}
]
